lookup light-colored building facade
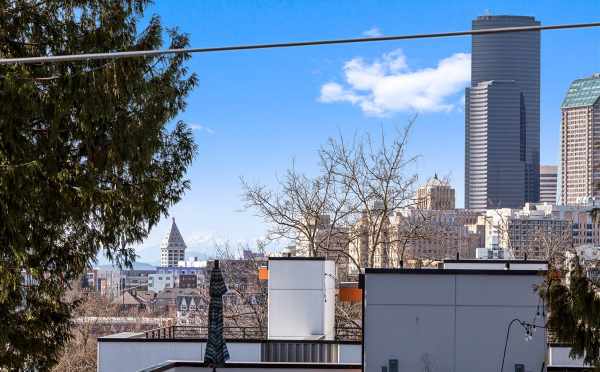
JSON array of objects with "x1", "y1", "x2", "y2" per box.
[
  {"x1": 347, "y1": 209, "x2": 484, "y2": 273},
  {"x1": 160, "y1": 218, "x2": 187, "y2": 267},
  {"x1": 485, "y1": 204, "x2": 572, "y2": 259},
  {"x1": 538, "y1": 202, "x2": 600, "y2": 247},
  {"x1": 416, "y1": 174, "x2": 455, "y2": 210},
  {"x1": 148, "y1": 273, "x2": 174, "y2": 293},
  {"x1": 485, "y1": 202, "x2": 600, "y2": 260},
  {"x1": 465, "y1": 15, "x2": 541, "y2": 210},
  {"x1": 560, "y1": 74, "x2": 600, "y2": 205},
  {"x1": 391, "y1": 209, "x2": 483, "y2": 261},
  {"x1": 540, "y1": 165, "x2": 558, "y2": 203}
]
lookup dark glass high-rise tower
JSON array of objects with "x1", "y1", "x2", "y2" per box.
[{"x1": 465, "y1": 15, "x2": 540, "y2": 210}]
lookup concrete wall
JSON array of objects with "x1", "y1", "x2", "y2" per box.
[
  {"x1": 97, "y1": 340, "x2": 260, "y2": 372},
  {"x1": 548, "y1": 346, "x2": 588, "y2": 368},
  {"x1": 364, "y1": 270, "x2": 545, "y2": 372},
  {"x1": 98, "y1": 338, "x2": 360, "y2": 372},
  {"x1": 268, "y1": 259, "x2": 335, "y2": 340}
]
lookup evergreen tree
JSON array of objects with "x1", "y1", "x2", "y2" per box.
[
  {"x1": 545, "y1": 256, "x2": 600, "y2": 369},
  {"x1": 0, "y1": 1, "x2": 197, "y2": 369}
]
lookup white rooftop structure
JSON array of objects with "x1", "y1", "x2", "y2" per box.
[
  {"x1": 268, "y1": 257, "x2": 336, "y2": 340},
  {"x1": 160, "y1": 218, "x2": 187, "y2": 268}
]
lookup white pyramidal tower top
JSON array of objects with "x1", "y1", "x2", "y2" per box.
[{"x1": 160, "y1": 217, "x2": 187, "y2": 267}]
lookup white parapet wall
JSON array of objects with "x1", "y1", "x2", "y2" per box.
[
  {"x1": 97, "y1": 336, "x2": 261, "y2": 372},
  {"x1": 443, "y1": 259, "x2": 548, "y2": 271},
  {"x1": 548, "y1": 345, "x2": 589, "y2": 369},
  {"x1": 140, "y1": 362, "x2": 361, "y2": 372},
  {"x1": 97, "y1": 335, "x2": 361, "y2": 372},
  {"x1": 268, "y1": 257, "x2": 336, "y2": 340}
]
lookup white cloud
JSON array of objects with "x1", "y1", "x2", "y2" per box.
[
  {"x1": 319, "y1": 49, "x2": 471, "y2": 116},
  {"x1": 189, "y1": 123, "x2": 215, "y2": 135},
  {"x1": 362, "y1": 27, "x2": 383, "y2": 38}
]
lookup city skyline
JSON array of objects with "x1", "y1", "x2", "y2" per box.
[{"x1": 124, "y1": 1, "x2": 600, "y2": 265}]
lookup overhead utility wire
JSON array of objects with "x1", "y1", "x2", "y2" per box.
[{"x1": 1, "y1": 22, "x2": 600, "y2": 65}]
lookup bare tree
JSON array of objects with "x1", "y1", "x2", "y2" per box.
[
  {"x1": 241, "y1": 163, "x2": 349, "y2": 257},
  {"x1": 242, "y1": 120, "x2": 425, "y2": 275},
  {"x1": 319, "y1": 121, "x2": 420, "y2": 269},
  {"x1": 215, "y1": 241, "x2": 268, "y2": 338}
]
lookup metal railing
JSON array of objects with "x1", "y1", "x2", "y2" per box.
[
  {"x1": 261, "y1": 342, "x2": 338, "y2": 363},
  {"x1": 144, "y1": 325, "x2": 265, "y2": 339},
  {"x1": 145, "y1": 325, "x2": 362, "y2": 341},
  {"x1": 335, "y1": 326, "x2": 362, "y2": 341}
]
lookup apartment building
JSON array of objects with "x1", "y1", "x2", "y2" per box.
[
  {"x1": 485, "y1": 204, "x2": 572, "y2": 259},
  {"x1": 560, "y1": 73, "x2": 600, "y2": 205},
  {"x1": 391, "y1": 209, "x2": 483, "y2": 261}
]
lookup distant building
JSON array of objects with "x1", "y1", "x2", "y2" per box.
[
  {"x1": 176, "y1": 294, "x2": 206, "y2": 319},
  {"x1": 122, "y1": 269, "x2": 155, "y2": 292},
  {"x1": 466, "y1": 80, "x2": 526, "y2": 209},
  {"x1": 97, "y1": 269, "x2": 123, "y2": 298},
  {"x1": 177, "y1": 274, "x2": 198, "y2": 289},
  {"x1": 348, "y1": 208, "x2": 483, "y2": 273},
  {"x1": 177, "y1": 257, "x2": 207, "y2": 268},
  {"x1": 416, "y1": 174, "x2": 455, "y2": 210},
  {"x1": 465, "y1": 15, "x2": 541, "y2": 209},
  {"x1": 160, "y1": 218, "x2": 187, "y2": 267},
  {"x1": 540, "y1": 165, "x2": 558, "y2": 203},
  {"x1": 296, "y1": 215, "x2": 351, "y2": 280},
  {"x1": 392, "y1": 209, "x2": 483, "y2": 261},
  {"x1": 148, "y1": 273, "x2": 174, "y2": 293},
  {"x1": 537, "y1": 202, "x2": 600, "y2": 247},
  {"x1": 485, "y1": 204, "x2": 572, "y2": 259},
  {"x1": 560, "y1": 73, "x2": 600, "y2": 205}
]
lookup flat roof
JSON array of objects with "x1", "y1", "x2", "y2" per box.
[
  {"x1": 364, "y1": 268, "x2": 546, "y2": 276},
  {"x1": 269, "y1": 256, "x2": 326, "y2": 261},
  {"x1": 97, "y1": 336, "x2": 361, "y2": 345},
  {"x1": 443, "y1": 259, "x2": 547, "y2": 264},
  {"x1": 142, "y1": 361, "x2": 362, "y2": 372}
]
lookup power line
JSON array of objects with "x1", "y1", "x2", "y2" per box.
[{"x1": 1, "y1": 22, "x2": 599, "y2": 65}]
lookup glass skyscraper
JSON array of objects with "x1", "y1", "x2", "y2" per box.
[{"x1": 465, "y1": 15, "x2": 540, "y2": 210}]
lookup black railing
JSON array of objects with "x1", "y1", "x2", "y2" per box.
[
  {"x1": 144, "y1": 325, "x2": 362, "y2": 341},
  {"x1": 335, "y1": 326, "x2": 362, "y2": 341},
  {"x1": 144, "y1": 325, "x2": 265, "y2": 339}
]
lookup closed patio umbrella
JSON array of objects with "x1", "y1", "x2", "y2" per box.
[{"x1": 204, "y1": 260, "x2": 230, "y2": 369}]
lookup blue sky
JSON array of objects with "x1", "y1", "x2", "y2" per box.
[{"x1": 126, "y1": 0, "x2": 600, "y2": 265}]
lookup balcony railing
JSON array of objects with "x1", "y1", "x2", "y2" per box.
[
  {"x1": 144, "y1": 325, "x2": 362, "y2": 341},
  {"x1": 335, "y1": 326, "x2": 362, "y2": 341},
  {"x1": 144, "y1": 325, "x2": 265, "y2": 339}
]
